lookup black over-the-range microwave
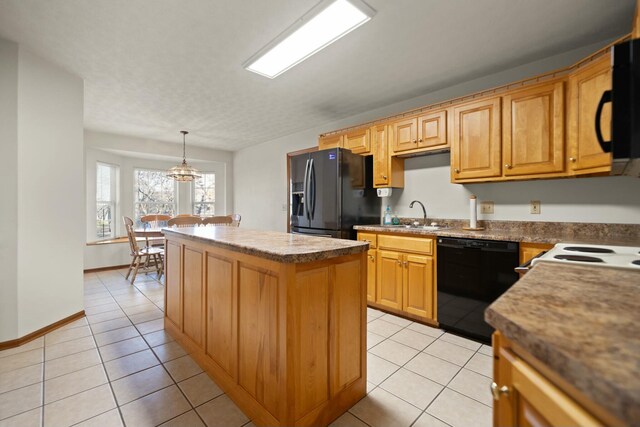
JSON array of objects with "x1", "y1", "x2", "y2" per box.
[{"x1": 597, "y1": 37, "x2": 640, "y2": 176}]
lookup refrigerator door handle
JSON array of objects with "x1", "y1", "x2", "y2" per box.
[
  {"x1": 303, "y1": 158, "x2": 310, "y2": 220},
  {"x1": 309, "y1": 159, "x2": 316, "y2": 220}
]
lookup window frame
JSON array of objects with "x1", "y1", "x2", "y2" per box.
[
  {"x1": 96, "y1": 161, "x2": 119, "y2": 239},
  {"x1": 133, "y1": 168, "x2": 178, "y2": 226},
  {"x1": 192, "y1": 172, "x2": 216, "y2": 216}
]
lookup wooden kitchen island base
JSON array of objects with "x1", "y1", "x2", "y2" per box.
[{"x1": 163, "y1": 228, "x2": 368, "y2": 427}]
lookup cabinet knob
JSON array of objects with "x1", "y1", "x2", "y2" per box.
[
  {"x1": 454, "y1": 168, "x2": 460, "y2": 173},
  {"x1": 382, "y1": 174, "x2": 388, "y2": 180},
  {"x1": 412, "y1": 139, "x2": 417, "y2": 143},
  {"x1": 418, "y1": 138, "x2": 423, "y2": 142},
  {"x1": 504, "y1": 164, "x2": 512, "y2": 169},
  {"x1": 569, "y1": 157, "x2": 576, "y2": 162},
  {"x1": 403, "y1": 261, "x2": 408, "y2": 268},
  {"x1": 368, "y1": 255, "x2": 375, "y2": 261},
  {"x1": 396, "y1": 260, "x2": 402, "y2": 265},
  {"x1": 490, "y1": 382, "x2": 510, "y2": 401}
]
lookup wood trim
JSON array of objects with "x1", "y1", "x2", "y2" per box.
[
  {"x1": 83, "y1": 264, "x2": 130, "y2": 273},
  {"x1": 0, "y1": 310, "x2": 86, "y2": 351},
  {"x1": 286, "y1": 146, "x2": 318, "y2": 233}
]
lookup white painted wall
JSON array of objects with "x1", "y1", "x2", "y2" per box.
[
  {"x1": 0, "y1": 39, "x2": 19, "y2": 341},
  {"x1": 234, "y1": 38, "x2": 640, "y2": 231},
  {"x1": 84, "y1": 130, "x2": 234, "y2": 269},
  {"x1": 0, "y1": 40, "x2": 85, "y2": 341}
]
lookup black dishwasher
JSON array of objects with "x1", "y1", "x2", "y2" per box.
[{"x1": 437, "y1": 237, "x2": 519, "y2": 343}]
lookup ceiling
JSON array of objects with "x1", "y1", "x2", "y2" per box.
[{"x1": 0, "y1": 0, "x2": 634, "y2": 151}]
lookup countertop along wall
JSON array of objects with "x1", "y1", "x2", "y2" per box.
[{"x1": 233, "y1": 38, "x2": 640, "y2": 232}]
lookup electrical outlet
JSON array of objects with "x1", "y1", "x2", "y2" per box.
[
  {"x1": 282, "y1": 203, "x2": 288, "y2": 212},
  {"x1": 480, "y1": 201, "x2": 494, "y2": 214},
  {"x1": 530, "y1": 200, "x2": 541, "y2": 214}
]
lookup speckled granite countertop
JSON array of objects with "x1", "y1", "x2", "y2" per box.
[
  {"x1": 162, "y1": 227, "x2": 368, "y2": 263},
  {"x1": 354, "y1": 219, "x2": 640, "y2": 245},
  {"x1": 485, "y1": 262, "x2": 640, "y2": 425}
]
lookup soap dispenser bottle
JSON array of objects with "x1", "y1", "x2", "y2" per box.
[{"x1": 383, "y1": 205, "x2": 392, "y2": 225}]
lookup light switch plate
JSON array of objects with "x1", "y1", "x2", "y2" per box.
[
  {"x1": 480, "y1": 201, "x2": 494, "y2": 214},
  {"x1": 530, "y1": 200, "x2": 541, "y2": 214}
]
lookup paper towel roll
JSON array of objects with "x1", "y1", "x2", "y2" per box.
[{"x1": 470, "y1": 195, "x2": 477, "y2": 229}]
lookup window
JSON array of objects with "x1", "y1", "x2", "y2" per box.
[
  {"x1": 193, "y1": 173, "x2": 215, "y2": 216},
  {"x1": 96, "y1": 162, "x2": 118, "y2": 238},
  {"x1": 134, "y1": 169, "x2": 177, "y2": 226}
]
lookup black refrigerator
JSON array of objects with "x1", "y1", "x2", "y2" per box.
[{"x1": 290, "y1": 148, "x2": 380, "y2": 239}]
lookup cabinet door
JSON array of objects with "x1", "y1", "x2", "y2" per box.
[
  {"x1": 376, "y1": 250, "x2": 403, "y2": 310},
  {"x1": 392, "y1": 117, "x2": 418, "y2": 153},
  {"x1": 452, "y1": 97, "x2": 502, "y2": 180},
  {"x1": 418, "y1": 110, "x2": 448, "y2": 150},
  {"x1": 345, "y1": 128, "x2": 371, "y2": 155},
  {"x1": 402, "y1": 254, "x2": 434, "y2": 320},
  {"x1": 568, "y1": 56, "x2": 612, "y2": 173},
  {"x1": 319, "y1": 134, "x2": 344, "y2": 150},
  {"x1": 503, "y1": 81, "x2": 565, "y2": 176},
  {"x1": 366, "y1": 249, "x2": 377, "y2": 303},
  {"x1": 372, "y1": 124, "x2": 390, "y2": 186}
]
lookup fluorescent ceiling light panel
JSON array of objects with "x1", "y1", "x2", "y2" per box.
[{"x1": 244, "y1": 0, "x2": 375, "y2": 78}]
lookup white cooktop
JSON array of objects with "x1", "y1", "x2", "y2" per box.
[{"x1": 531, "y1": 243, "x2": 640, "y2": 270}]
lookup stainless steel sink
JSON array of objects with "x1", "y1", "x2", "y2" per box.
[{"x1": 379, "y1": 224, "x2": 448, "y2": 231}]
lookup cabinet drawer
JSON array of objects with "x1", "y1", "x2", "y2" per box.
[
  {"x1": 378, "y1": 235, "x2": 433, "y2": 255},
  {"x1": 357, "y1": 232, "x2": 377, "y2": 249}
]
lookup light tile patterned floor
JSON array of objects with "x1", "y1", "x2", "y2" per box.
[{"x1": 0, "y1": 269, "x2": 493, "y2": 427}]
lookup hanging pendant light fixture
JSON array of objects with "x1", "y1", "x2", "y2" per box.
[{"x1": 167, "y1": 130, "x2": 201, "y2": 182}]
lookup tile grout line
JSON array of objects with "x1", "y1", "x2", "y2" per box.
[{"x1": 105, "y1": 269, "x2": 210, "y2": 427}]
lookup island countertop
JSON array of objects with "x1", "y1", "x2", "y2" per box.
[
  {"x1": 162, "y1": 227, "x2": 368, "y2": 263},
  {"x1": 485, "y1": 262, "x2": 640, "y2": 425}
]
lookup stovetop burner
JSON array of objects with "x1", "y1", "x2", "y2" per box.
[
  {"x1": 554, "y1": 254, "x2": 605, "y2": 263},
  {"x1": 633, "y1": 260, "x2": 640, "y2": 266},
  {"x1": 564, "y1": 246, "x2": 615, "y2": 254}
]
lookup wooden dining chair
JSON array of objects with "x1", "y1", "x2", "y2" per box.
[
  {"x1": 202, "y1": 215, "x2": 233, "y2": 226},
  {"x1": 202, "y1": 214, "x2": 242, "y2": 227},
  {"x1": 140, "y1": 214, "x2": 171, "y2": 247},
  {"x1": 167, "y1": 216, "x2": 203, "y2": 227},
  {"x1": 123, "y1": 216, "x2": 164, "y2": 283}
]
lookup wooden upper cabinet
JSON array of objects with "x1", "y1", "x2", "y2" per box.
[
  {"x1": 372, "y1": 124, "x2": 404, "y2": 188},
  {"x1": 417, "y1": 110, "x2": 448, "y2": 150},
  {"x1": 344, "y1": 128, "x2": 371, "y2": 155},
  {"x1": 392, "y1": 117, "x2": 418, "y2": 153},
  {"x1": 452, "y1": 97, "x2": 502, "y2": 181},
  {"x1": 318, "y1": 133, "x2": 344, "y2": 150},
  {"x1": 568, "y1": 56, "x2": 612, "y2": 174},
  {"x1": 502, "y1": 81, "x2": 565, "y2": 177}
]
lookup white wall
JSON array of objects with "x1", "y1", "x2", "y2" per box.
[
  {"x1": 0, "y1": 39, "x2": 84, "y2": 341},
  {"x1": 234, "y1": 38, "x2": 640, "y2": 231},
  {"x1": 84, "y1": 130, "x2": 234, "y2": 269},
  {"x1": 0, "y1": 39, "x2": 19, "y2": 341}
]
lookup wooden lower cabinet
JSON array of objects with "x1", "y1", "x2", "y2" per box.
[
  {"x1": 403, "y1": 254, "x2": 434, "y2": 319},
  {"x1": 366, "y1": 249, "x2": 377, "y2": 303},
  {"x1": 361, "y1": 232, "x2": 436, "y2": 323},
  {"x1": 519, "y1": 242, "x2": 553, "y2": 276},
  {"x1": 164, "y1": 234, "x2": 366, "y2": 427},
  {"x1": 493, "y1": 332, "x2": 615, "y2": 427},
  {"x1": 376, "y1": 250, "x2": 403, "y2": 310}
]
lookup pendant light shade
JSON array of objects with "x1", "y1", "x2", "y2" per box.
[{"x1": 167, "y1": 131, "x2": 201, "y2": 182}]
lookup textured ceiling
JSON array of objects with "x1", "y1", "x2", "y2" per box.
[{"x1": 0, "y1": 0, "x2": 634, "y2": 151}]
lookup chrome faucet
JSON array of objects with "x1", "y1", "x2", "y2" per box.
[{"x1": 409, "y1": 200, "x2": 427, "y2": 226}]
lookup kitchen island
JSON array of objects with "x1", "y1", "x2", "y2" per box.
[{"x1": 162, "y1": 227, "x2": 368, "y2": 427}]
